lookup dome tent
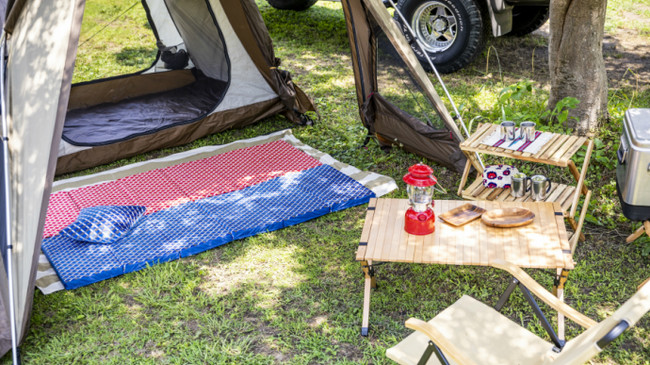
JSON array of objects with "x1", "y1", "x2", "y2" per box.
[
  {"x1": 0, "y1": 0, "x2": 314, "y2": 359},
  {"x1": 54, "y1": 0, "x2": 316, "y2": 175}
]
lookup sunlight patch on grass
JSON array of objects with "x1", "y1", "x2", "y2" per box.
[
  {"x1": 606, "y1": 0, "x2": 650, "y2": 39},
  {"x1": 594, "y1": 303, "x2": 618, "y2": 320},
  {"x1": 199, "y1": 243, "x2": 307, "y2": 305},
  {"x1": 124, "y1": 301, "x2": 143, "y2": 318},
  {"x1": 74, "y1": 0, "x2": 157, "y2": 83},
  {"x1": 473, "y1": 87, "x2": 500, "y2": 111},
  {"x1": 329, "y1": 74, "x2": 355, "y2": 89}
]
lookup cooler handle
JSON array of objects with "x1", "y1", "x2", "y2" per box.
[
  {"x1": 617, "y1": 148, "x2": 626, "y2": 164},
  {"x1": 617, "y1": 137, "x2": 628, "y2": 165}
]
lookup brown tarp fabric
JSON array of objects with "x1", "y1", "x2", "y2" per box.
[
  {"x1": 341, "y1": 0, "x2": 376, "y2": 112},
  {"x1": 341, "y1": 0, "x2": 466, "y2": 172},
  {"x1": 3, "y1": 0, "x2": 22, "y2": 34},
  {"x1": 363, "y1": 93, "x2": 465, "y2": 171},
  {"x1": 363, "y1": 0, "x2": 460, "y2": 134},
  {"x1": 67, "y1": 68, "x2": 197, "y2": 110},
  {"x1": 224, "y1": 0, "x2": 316, "y2": 122}
]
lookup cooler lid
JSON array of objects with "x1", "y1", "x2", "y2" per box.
[{"x1": 624, "y1": 108, "x2": 650, "y2": 149}]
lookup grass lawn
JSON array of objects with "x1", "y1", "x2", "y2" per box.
[{"x1": 3, "y1": 0, "x2": 649, "y2": 364}]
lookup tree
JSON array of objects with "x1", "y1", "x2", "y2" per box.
[{"x1": 548, "y1": 0, "x2": 608, "y2": 136}]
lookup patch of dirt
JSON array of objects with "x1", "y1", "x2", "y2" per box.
[
  {"x1": 602, "y1": 27, "x2": 650, "y2": 89},
  {"x1": 476, "y1": 22, "x2": 650, "y2": 91}
]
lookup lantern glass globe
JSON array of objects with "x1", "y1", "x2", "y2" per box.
[{"x1": 407, "y1": 185, "x2": 433, "y2": 212}]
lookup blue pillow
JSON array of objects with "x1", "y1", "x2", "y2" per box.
[{"x1": 59, "y1": 205, "x2": 147, "y2": 244}]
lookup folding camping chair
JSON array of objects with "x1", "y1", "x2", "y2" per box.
[{"x1": 386, "y1": 260, "x2": 650, "y2": 365}]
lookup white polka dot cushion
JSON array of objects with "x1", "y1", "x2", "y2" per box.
[{"x1": 59, "y1": 205, "x2": 147, "y2": 244}]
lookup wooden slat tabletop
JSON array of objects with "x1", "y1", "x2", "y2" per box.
[
  {"x1": 460, "y1": 123, "x2": 582, "y2": 167},
  {"x1": 356, "y1": 198, "x2": 574, "y2": 270},
  {"x1": 462, "y1": 182, "x2": 576, "y2": 215}
]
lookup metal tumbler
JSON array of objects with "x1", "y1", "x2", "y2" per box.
[
  {"x1": 500, "y1": 121, "x2": 516, "y2": 141},
  {"x1": 511, "y1": 172, "x2": 530, "y2": 198},
  {"x1": 530, "y1": 175, "x2": 552, "y2": 201},
  {"x1": 520, "y1": 121, "x2": 536, "y2": 142}
]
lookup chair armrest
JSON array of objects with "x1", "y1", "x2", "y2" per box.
[
  {"x1": 405, "y1": 318, "x2": 480, "y2": 365},
  {"x1": 490, "y1": 259, "x2": 597, "y2": 329}
]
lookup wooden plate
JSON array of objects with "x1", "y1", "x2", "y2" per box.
[
  {"x1": 439, "y1": 203, "x2": 487, "y2": 226},
  {"x1": 481, "y1": 207, "x2": 535, "y2": 228}
]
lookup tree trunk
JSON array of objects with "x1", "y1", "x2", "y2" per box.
[{"x1": 548, "y1": 0, "x2": 608, "y2": 136}]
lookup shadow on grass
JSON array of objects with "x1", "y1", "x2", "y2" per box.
[{"x1": 114, "y1": 47, "x2": 158, "y2": 68}]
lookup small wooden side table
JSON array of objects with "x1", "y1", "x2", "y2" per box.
[
  {"x1": 356, "y1": 198, "x2": 574, "y2": 337},
  {"x1": 458, "y1": 123, "x2": 593, "y2": 254}
]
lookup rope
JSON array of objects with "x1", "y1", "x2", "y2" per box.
[{"x1": 78, "y1": 1, "x2": 140, "y2": 49}]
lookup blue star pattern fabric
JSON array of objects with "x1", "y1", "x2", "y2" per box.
[{"x1": 58, "y1": 205, "x2": 147, "y2": 244}]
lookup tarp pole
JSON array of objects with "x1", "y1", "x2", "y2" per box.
[
  {"x1": 0, "y1": 32, "x2": 20, "y2": 365},
  {"x1": 386, "y1": 0, "x2": 483, "y2": 169}
]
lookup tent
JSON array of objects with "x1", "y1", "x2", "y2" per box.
[
  {"x1": 341, "y1": 0, "x2": 467, "y2": 173},
  {"x1": 0, "y1": 0, "x2": 466, "y2": 360},
  {"x1": 0, "y1": 0, "x2": 316, "y2": 358},
  {"x1": 54, "y1": 0, "x2": 315, "y2": 175}
]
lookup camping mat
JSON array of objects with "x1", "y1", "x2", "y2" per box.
[
  {"x1": 37, "y1": 130, "x2": 397, "y2": 293},
  {"x1": 42, "y1": 139, "x2": 322, "y2": 238}
]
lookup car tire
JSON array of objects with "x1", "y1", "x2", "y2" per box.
[
  {"x1": 395, "y1": 0, "x2": 485, "y2": 74},
  {"x1": 509, "y1": 6, "x2": 549, "y2": 36},
  {"x1": 266, "y1": 0, "x2": 318, "y2": 11}
]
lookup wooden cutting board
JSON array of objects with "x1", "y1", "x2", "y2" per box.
[
  {"x1": 439, "y1": 203, "x2": 487, "y2": 226},
  {"x1": 481, "y1": 207, "x2": 535, "y2": 228}
]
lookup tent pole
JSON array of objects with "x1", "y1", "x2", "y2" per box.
[
  {"x1": 0, "y1": 33, "x2": 20, "y2": 365},
  {"x1": 386, "y1": 0, "x2": 484, "y2": 169}
]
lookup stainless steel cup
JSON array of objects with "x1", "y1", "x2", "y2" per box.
[
  {"x1": 511, "y1": 172, "x2": 530, "y2": 198},
  {"x1": 520, "y1": 121, "x2": 536, "y2": 142},
  {"x1": 530, "y1": 175, "x2": 552, "y2": 201},
  {"x1": 500, "y1": 121, "x2": 516, "y2": 141}
]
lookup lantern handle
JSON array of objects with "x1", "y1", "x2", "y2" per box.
[{"x1": 434, "y1": 183, "x2": 447, "y2": 195}]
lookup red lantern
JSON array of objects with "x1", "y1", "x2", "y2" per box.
[{"x1": 403, "y1": 164, "x2": 437, "y2": 235}]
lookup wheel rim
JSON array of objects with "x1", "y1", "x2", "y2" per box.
[{"x1": 410, "y1": 1, "x2": 458, "y2": 53}]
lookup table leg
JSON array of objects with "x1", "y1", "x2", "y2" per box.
[
  {"x1": 457, "y1": 159, "x2": 473, "y2": 196},
  {"x1": 554, "y1": 268, "x2": 570, "y2": 341},
  {"x1": 568, "y1": 189, "x2": 592, "y2": 254},
  {"x1": 556, "y1": 288, "x2": 565, "y2": 340},
  {"x1": 566, "y1": 142, "x2": 592, "y2": 248},
  {"x1": 568, "y1": 217, "x2": 586, "y2": 243},
  {"x1": 568, "y1": 140, "x2": 593, "y2": 220},
  {"x1": 361, "y1": 260, "x2": 375, "y2": 336},
  {"x1": 626, "y1": 221, "x2": 650, "y2": 243}
]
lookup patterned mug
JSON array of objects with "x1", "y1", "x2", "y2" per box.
[{"x1": 482, "y1": 165, "x2": 517, "y2": 189}]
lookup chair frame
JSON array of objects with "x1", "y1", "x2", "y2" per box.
[{"x1": 404, "y1": 260, "x2": 643, "y2": 365}]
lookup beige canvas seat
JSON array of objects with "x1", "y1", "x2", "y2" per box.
[{"x1": 386, "y1": 260, "x2": 650, "y2": 365}]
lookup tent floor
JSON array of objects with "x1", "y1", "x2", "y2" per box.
[{"x1": 62, "y1": 75, "x2": 228, "y2": 146}]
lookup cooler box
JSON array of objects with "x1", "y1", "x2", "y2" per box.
[{"x1": 616, "y1": 108, "x2": 650, "y2": 221}]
